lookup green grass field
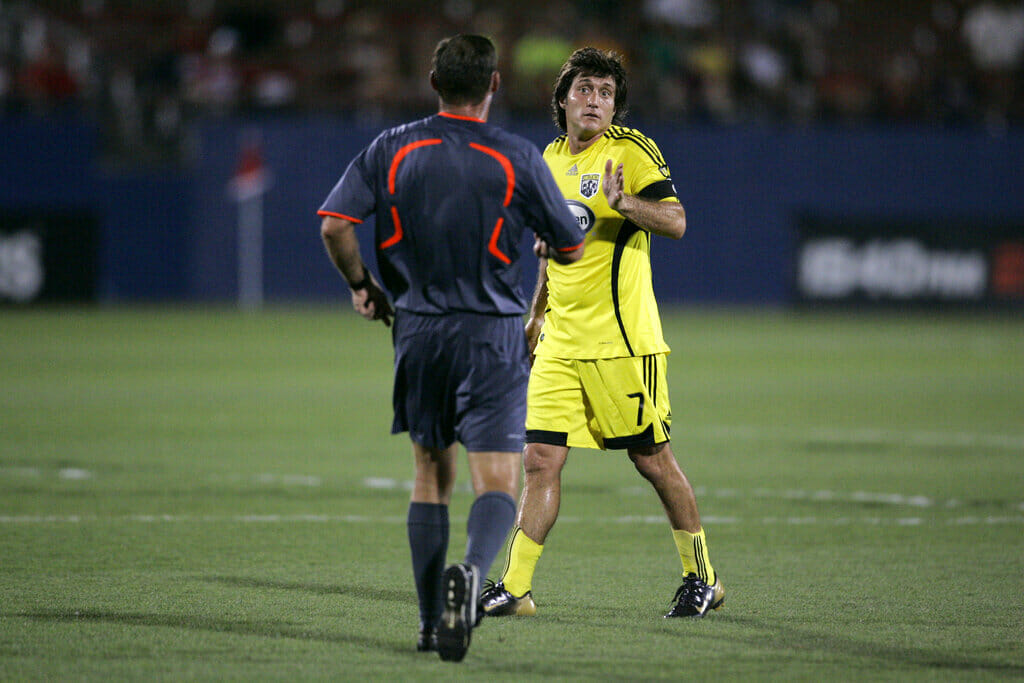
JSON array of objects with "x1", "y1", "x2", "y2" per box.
[{"x1": 2, "y1": 307, "x2": 1022, "y2": 680}]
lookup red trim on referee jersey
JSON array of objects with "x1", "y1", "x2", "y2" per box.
[
  {"x1": 468, "y1": 142, "x2": 516, "y2": 265},
  {"x1": 317, "y1": 210, "x2": 362, "y2": 224},
  {"x1": 383, "y1": 139, "x2": 440, "y2": 250},
  {"x1": 381, "y1": 206, "x2": 403, "y2": 248},
  {"x1": 438, "y1": 112, "x2": 485, "y2": 123},
  {"x1": 487, "y1": 218, "x2": 511, "y2": 265},
  {"x1": 557, "y1": 240, "x2": 585, "y2": 252},
  {"x1": 388, "y1": 138, "x2": 442, "y2": 195},
  {"x1": 468, "y1": 143, "x2": 515, "y2": 206}
]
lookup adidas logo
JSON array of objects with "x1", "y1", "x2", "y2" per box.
[{"x1": 566, "y1": 164, "x2": 578, "y2": 176}]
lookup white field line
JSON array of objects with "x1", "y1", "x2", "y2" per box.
[
  {"x1": 0, "y1": 467, "x2": 93, "y2": 479},
  {"x1": 0, "y1": 514, "x2": 1021, "y2": 526},
  {"x1": 696, "y1": 487, "x2": 939, "y2": 507},
  {"x1": 0, "y1": 470, "x2": 323, "y2": 486},
  {"x1": 692, "y1": 425, "x2": 1024, "y2": 451}
]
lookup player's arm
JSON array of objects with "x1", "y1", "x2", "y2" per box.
[
  {"x1": 528, "y1": 145, "x2": 586, "y2": 262},
  {"x1": 525, "y1": 249, "x2": 550, "y2": 355},
  {"x1": 320, "y1": 214, "x2": 394, "y2": 326},
  {"x1": 536, "y1": 236, "x2": 583, "y2": 265},
  {"x1": 602, "y1": 159, "x2": 686, "y2": 239},
  {"x1": 526, "y1": 228, "x2": 577, "y2": 350}
]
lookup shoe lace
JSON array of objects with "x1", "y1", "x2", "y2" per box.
[{"x1": 672, "y1": 574, "x2": 708, "y2": 606}]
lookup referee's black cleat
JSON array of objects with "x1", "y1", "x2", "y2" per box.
[
  {"x1": 665, "y1": 573, "x2": 725, "y2": 618},
  {"x1": 479, "y1": 580, "x2": 537, "y2": 617},
  {"x1": 416, "y1": 623, "x2": 437, "y2": 652},
  {"x1": 437, "y1": 563, "x2": 479, "y2": 662}
]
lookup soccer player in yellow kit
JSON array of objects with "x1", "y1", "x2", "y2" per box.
[{"x1": 481, "y1": 47, "x2": 724, "y2": 619}]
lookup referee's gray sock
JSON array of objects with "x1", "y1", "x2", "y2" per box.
[
  {"x1": 464, "y1": 491, "x2": 517, "y2": 578},
  {"x1": 407, "y1": 502, "x2": 449, "y2": 628}
]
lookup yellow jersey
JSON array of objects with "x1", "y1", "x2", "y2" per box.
[{"x1": 536, "y1": 125, "x2": 678, "y2": 359}]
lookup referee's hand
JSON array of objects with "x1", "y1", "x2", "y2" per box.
[
  {"x1": 351, "y1": 282, "x2": 394, "y2": 327},
  {"x1": 533, "y1": 235, "x2": 550, "y2": 259}
]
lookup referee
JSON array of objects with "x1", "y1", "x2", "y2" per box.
[{"x1": 318, "y1": 34, "x2": 584, "y2": 662}]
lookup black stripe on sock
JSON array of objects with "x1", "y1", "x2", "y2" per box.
[{"x1": 499, "y1": 527, "x2": 522, "y2": 580}]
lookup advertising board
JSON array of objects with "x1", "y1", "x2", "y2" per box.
[
  {"x1": 0, "y1": 211, "x2": 98, "y2": 304},
  {"x1": 796, "y1": 216, "x2": 1024, "y2": 306}
]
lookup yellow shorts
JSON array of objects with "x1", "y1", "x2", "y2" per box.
[{"x1": 526, "y1": 354, "x2": 672, "y2": 450}]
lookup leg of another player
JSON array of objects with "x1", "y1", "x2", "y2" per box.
[
  {"x1": 629, "y1": 442, "x2": 700, "y2": 532},
  {"x1": 518, "y1": 443, "x2": 568, "y2": 543},
  {"x1": 464, "y1": 451, "x2": 519, "y2": 577},
  {"x1": 408, "y1": 442, "x2": 458, "y2": 650},
  {"x1": 629, "y1": 442, "x2": 717, "y2": 585},
  {"x1": 499, "y1": 442, "x2": 569, "y2": 596}
]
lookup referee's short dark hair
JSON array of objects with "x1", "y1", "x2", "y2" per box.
[
  {"x1": 552, "y1": 47, "x2": 629, "y2": 132},
  {"x1": 431, "y1": 34, "x2": 497, "y2": 106}
]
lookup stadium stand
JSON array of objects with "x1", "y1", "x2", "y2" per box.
[{"x1": 2, "y1": 0, "x2": 1022, "y2": 162}]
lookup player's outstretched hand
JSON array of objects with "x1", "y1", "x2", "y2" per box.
[{"x1": 603, "y1": 159, "x2": 625, "y2": 211}]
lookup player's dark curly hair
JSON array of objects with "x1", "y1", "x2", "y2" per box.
[
  {"x1": 431, "y1": 34, "x2": 497, "y2": 106},
  {"x1": 551, "y1": 47, "x2": 628, "y2": 132}
]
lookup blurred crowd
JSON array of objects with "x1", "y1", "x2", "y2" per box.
[{"x1": 2, "y1": 0, "x2": 1023, "y2": 161}]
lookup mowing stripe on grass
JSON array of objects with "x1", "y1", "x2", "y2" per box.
[
  {"x1": 362, "y1": 478, "x2": 1021, "y2": 511},
  {"x1": 2, "y1": 514, "x2": 1021, "y2": 526}
]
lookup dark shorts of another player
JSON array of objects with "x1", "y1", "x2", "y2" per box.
[{"x1": 391, "y1": 310, "x2": 529, "y2": 452}]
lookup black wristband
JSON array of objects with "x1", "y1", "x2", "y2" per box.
[{"x1": 349, "y1": 267, "x2": 371, "y2": 291}]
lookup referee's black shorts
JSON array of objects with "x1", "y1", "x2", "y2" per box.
[{"x1": 391, "y1": 310, "x2": 529, "y2": 452}]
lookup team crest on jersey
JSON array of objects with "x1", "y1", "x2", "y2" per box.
[{"x1": 579, "y1": 173, "x2": 600, "y2": 199}]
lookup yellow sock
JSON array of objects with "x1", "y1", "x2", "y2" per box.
[
  {"x1": 500, "y1": 528, "x2": 544, "y2": 597},
  {"x1": 672, "y1": 527, "x2": 716, "y2": 585}
]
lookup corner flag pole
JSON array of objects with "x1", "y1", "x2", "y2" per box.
[
  {"x1": 237, "y1": 192, "x2": 264, "y2": 310},
  {"x1": 229, "y1": 132, "x2": 271, "y2": 310}
]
